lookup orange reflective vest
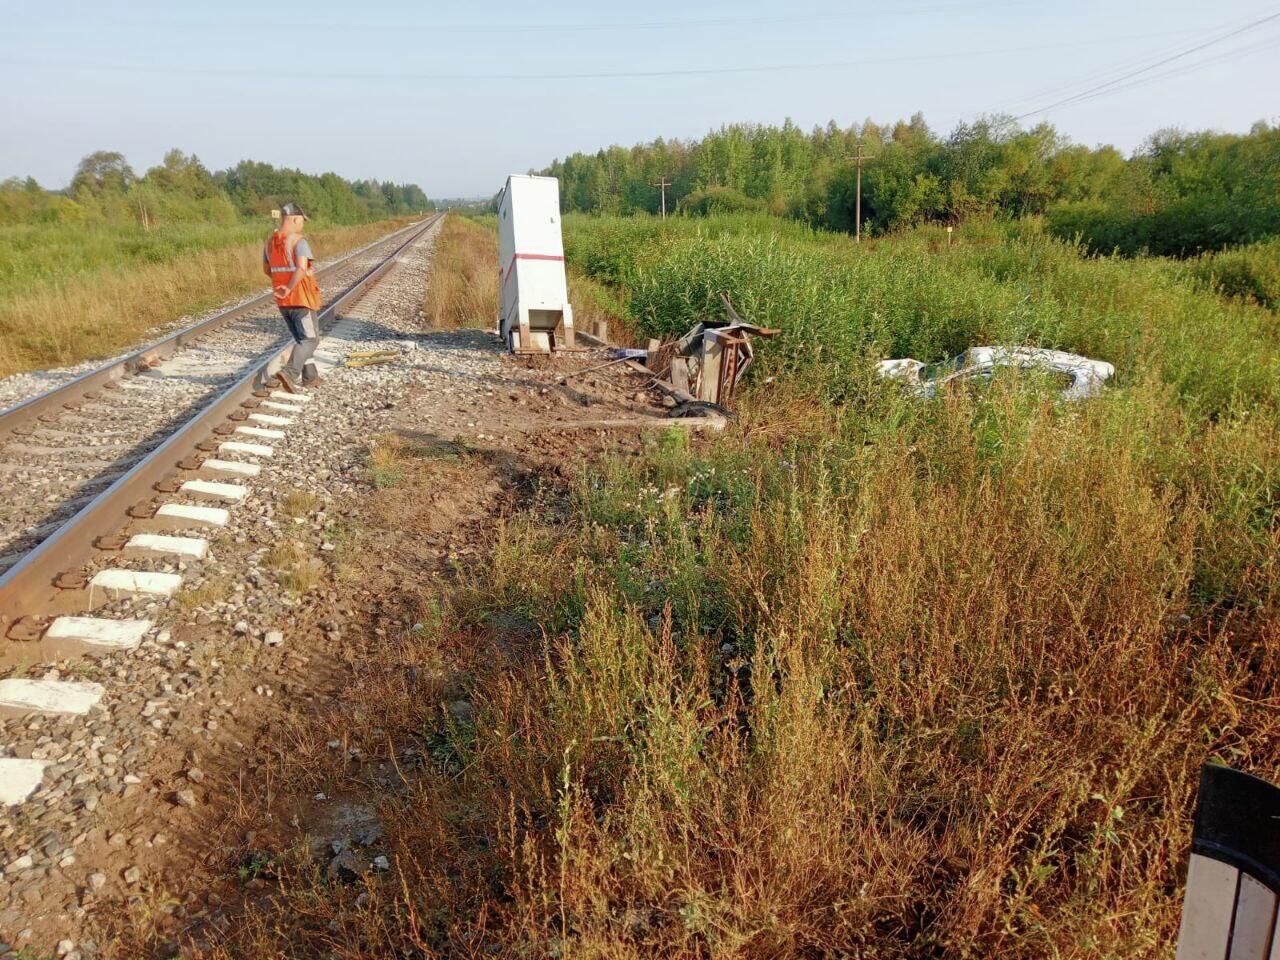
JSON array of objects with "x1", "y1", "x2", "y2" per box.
[{"x1": 265, "y1": 230, "x2": 321, "y2": 310}]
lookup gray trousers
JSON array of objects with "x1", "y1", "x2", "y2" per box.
[{"x1": 280, "y1": 307, "x2": 320, "y2": 380}]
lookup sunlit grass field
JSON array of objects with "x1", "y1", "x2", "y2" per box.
[{"x1": 0, "y1": 218, "x2": 413, "y2": 377}]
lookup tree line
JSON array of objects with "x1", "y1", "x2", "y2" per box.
[
  {"x1": 537, "y1": 116, "x2": 1280, "y2": 256},
  {"x1": 0, "y1": 149, "x2": 434, "y2": 228}
]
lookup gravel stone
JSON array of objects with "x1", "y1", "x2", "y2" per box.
[{"x1": 4, "y1": 855, "x2": 32, "y2": 875}]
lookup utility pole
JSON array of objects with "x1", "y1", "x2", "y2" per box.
[
  {"x1": 653, "y1": 176, "x2": 671, "y2": 219},
  {"x1": 854, "y1": 143, "x2": 875, "y2": 243}
]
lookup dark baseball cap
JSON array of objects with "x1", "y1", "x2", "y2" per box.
[{"x1": 280, "y1": 202, "x2": 308, "y2": 219}]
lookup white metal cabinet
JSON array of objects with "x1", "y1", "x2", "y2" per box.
[{"x1": 497, "y1": 175, "x2": 575, "y2": 353}]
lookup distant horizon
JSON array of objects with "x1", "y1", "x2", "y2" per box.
[
  {"x1": 8, "y1": 112, "x2": 1275, "y2": 199},
  {"x1": 4, "y1": 0, "x2": 1277, "y2": 197}
]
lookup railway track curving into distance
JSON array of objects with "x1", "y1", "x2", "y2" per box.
[{"x1": 0, "y1": 214, "x2": 443, "y2": 667}]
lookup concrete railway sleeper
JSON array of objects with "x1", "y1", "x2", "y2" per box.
[
  {"x1": 0, "y1": 219, "x2": 432, "y2": 569},
  {"x1": 0, "y1": 214, "x2": 443, "y2": 807}
]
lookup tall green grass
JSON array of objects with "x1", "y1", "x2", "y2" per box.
[
  {"x1": 565, "y1": 215, "x2": 1280, "y2": 419},
  {"x1": 0, "y1": 222, "x2": 265, "y2": 300}
]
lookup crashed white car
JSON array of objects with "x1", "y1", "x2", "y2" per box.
[{"x1": 876, "y1": 346, "x2": 1114, "y2": 401}]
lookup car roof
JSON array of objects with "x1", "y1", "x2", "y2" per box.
[{"x1": 965, "y1": 346, "x2": 1114, "y2": 377}]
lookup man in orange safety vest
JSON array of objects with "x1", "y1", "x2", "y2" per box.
[{"x1": 263, "y1": 202, "x2": 322, "y2": 392}]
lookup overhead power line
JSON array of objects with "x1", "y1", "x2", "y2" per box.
[
  {"x1": 999, "y1": 18, "x2": 1247, "y2": 109},
  {"x1": 118, "y1": 0, "x2": 1032, "y2": 35},
  {"x1": 987, "y1": 11, "x2": 1280, "y2": 120},
  {"x1": 1056, "y1": 35, "x2": 1280, "y2": 109},
  {"x1": 1010, "y1": 9, "x2": 1280, "y2": 120},
  {"x1": 0, "y1": 28, "x2": 1232, "y2": 84}
]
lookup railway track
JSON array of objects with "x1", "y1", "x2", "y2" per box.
[{"x1": 0, "y1": 214, "x2": 442, "y2": 805}]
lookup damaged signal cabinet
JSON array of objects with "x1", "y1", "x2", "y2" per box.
[{"x1": 497, "y1": 175, "x2": 576, "y2": 353}]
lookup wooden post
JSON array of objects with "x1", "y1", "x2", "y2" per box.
[
  {"x1": 653, "y1": 177, "x2": 671, "y2": 219},
  {"x1": 854, "y1": 143, "x2": 875, "y2": 243}
]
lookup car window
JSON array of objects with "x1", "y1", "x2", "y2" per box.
[
  {"x1": 945, "y1": 365, "x2": 1075, "y2": 396},
  {"x1": 922, "y1": 354, "x2": 966, "y2": 381},
  {"x1": 1018, "y1": 367, "x2": 1077, "y2": 391}
]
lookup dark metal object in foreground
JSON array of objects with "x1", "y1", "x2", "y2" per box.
[{"x1": 1176, "y1": 763, "x2": 1280, "y2": 958}]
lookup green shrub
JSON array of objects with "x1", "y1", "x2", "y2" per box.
[
  {"x1": 678, "y1": 186, "x2": 768, "y2": 217},
  {"x1": 1046, "y1": 197, "x2": 1280, "y2": 258},
  {"x1": 1044, "y1": 199, "x2": 1138, "y2": 253},
  {"x1": 1185, "y1": 240, "x2": 1280, "y2": 309}
]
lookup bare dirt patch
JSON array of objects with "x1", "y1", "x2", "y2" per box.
[{"x1": 107, "y1": 353, "x2": 666, "y2": 957}]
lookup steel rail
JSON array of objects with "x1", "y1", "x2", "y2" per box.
[
  {"x1": 0, "y1": 213, "x2": 443, "y2": 632},
  {"x1": 0, "y1": 217, "x2": 428, "y2": 443}
]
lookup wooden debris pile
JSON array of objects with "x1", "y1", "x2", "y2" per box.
[{"x1": 646, "y1": 294, "x2": 779, "y2": 410}]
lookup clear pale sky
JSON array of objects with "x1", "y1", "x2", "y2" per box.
[{"x1": 2, "y1": 0, "x2": 1277, "y2": 198}]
